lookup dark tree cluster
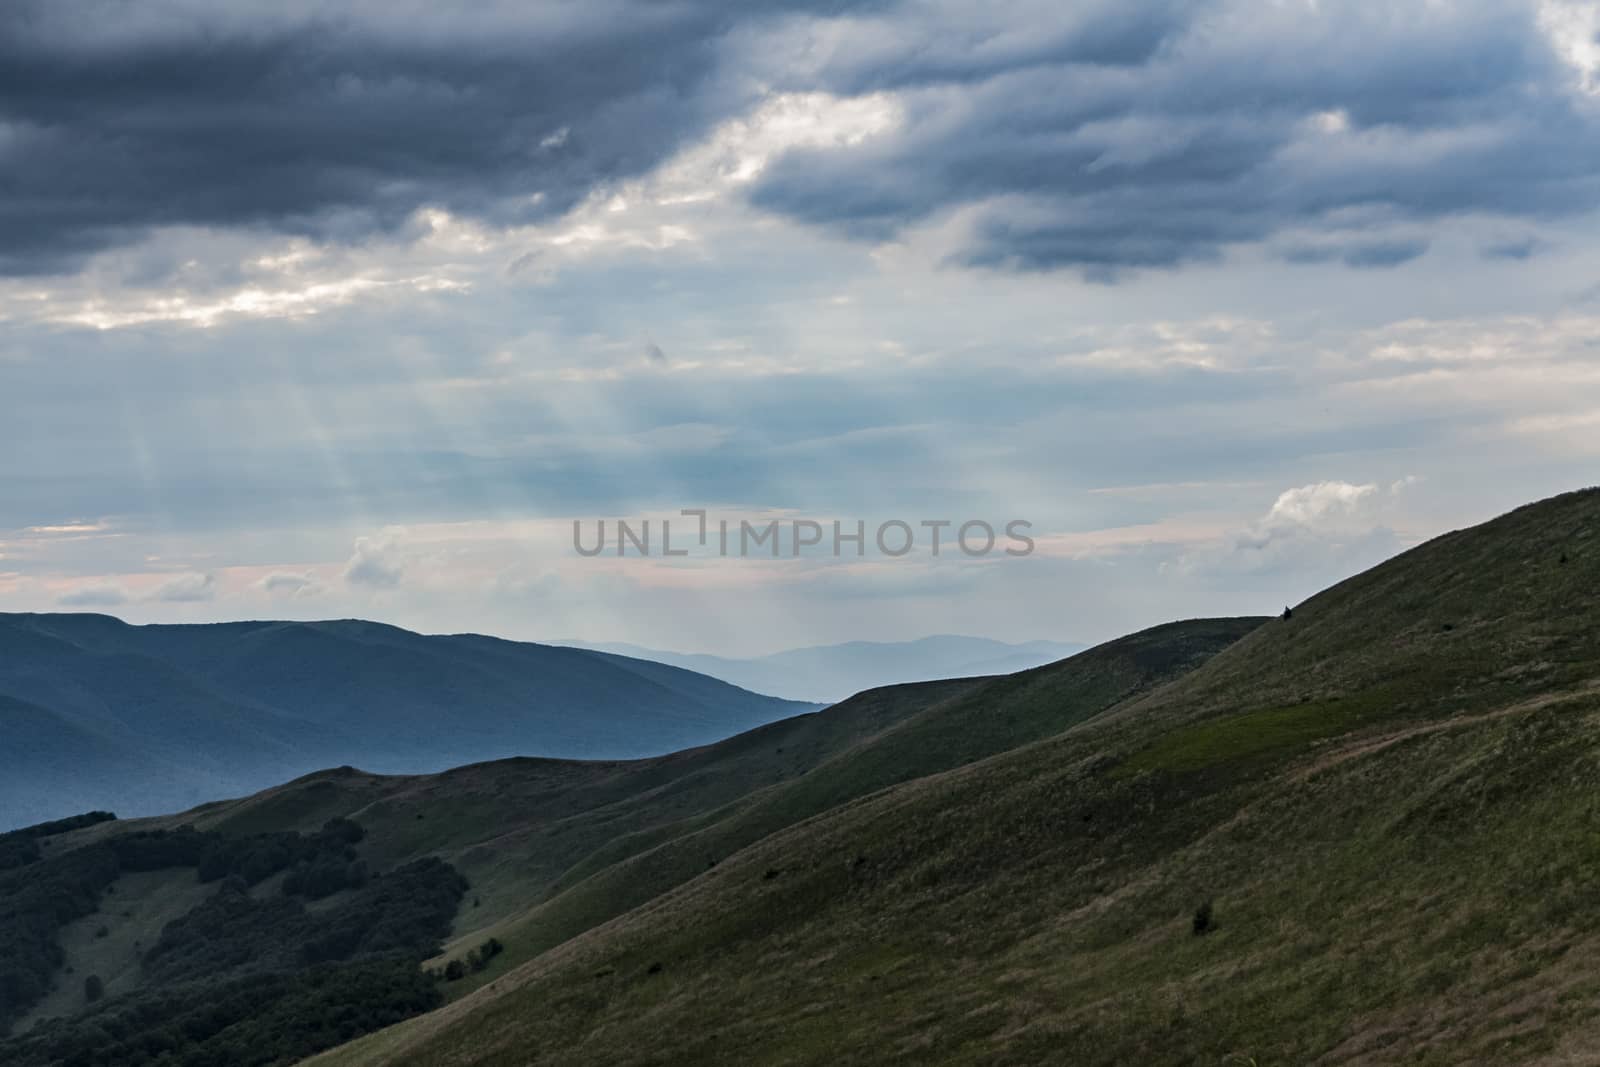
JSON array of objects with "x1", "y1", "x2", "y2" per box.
[
  {"x1": 195, "y1": 818, "x2": 365, "y2": 888},
  {"x1": 0, "y1": 843, "x2": 122, "y2": 1032},
  {"x1": 3, "y1": 958, "x2": 442, "y2": 1067},
  {"x1": 15, "y1": 812, "x2": 118, "y2": 839},
  {"x1": 0, "y1": 816, "x2": 389, "y2": 1036},
  {"x1": 0, "y1": 812, "x2": 117, "y2": 873},
  {"x1": 0, "y1": 816, "x2": 467, "y2": 1067},
  {"x1": 0, "y1": 836, "x2": 41, "y2": 873},
  {"x1": 141, "y1": 881, "x2": 307, "y2": 984},
  {"x1": 433, "y1": 936, "x2": 505, "y2": 982},
  {"x1": 145, "y1": 858, "x2": 467, "y2": 983},
  {"x1": 283, "y1": 854, "x2": 369, "y2": 900}
]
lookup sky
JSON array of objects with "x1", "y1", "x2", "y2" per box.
[{"x1": 2, "y1": 0, "x2": 1599, "y2": 657}]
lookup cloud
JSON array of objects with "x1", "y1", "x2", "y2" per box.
[
  {"x1": 25, "y1": 520, "x2": 111, "y2": 535},
  {"x1": 1235, "y1": 478, "x2": 1410, "y2": 560},
  {"x1": 1282, "y1": 238, "x2": 1431, "y2": 270},
  {"x1": 153, "y1": 571, "x2": 216, "y2": 602},
  {"x1": 1168, "y1": 478, "x2": 1420, "y2": 582},
  {"x1": 0, "y1": 0, "x2": 859, "y2": 276},
  {"x1": 257, "y1": 572, "x2": 322, "y2": 598},
  {"x1": 748, "y1": 0, "x2": 1600, "y2": 276},
  {"x1": 1480, "y1": 235, "x2": 1545, "y2": 261},
  {"x1": 344, "y1": 535, "x2": 404, "y2": 589},
  {"x1": 1256, "y1": 481, "x2": 1381, "y2": 533},
  {"x1": 8, "y1": 1, "x2": 1596, "y2": 282},
  {"x1": 57, "y1": 583, "x2": 129, "y2": 607}
]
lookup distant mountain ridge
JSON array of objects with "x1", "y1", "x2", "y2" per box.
[
  {"x1": 0, "y1": 614, "x2": 814, "y2": 830},
  {"x1": 558, "y1": 634, "x2": 1088, "y2": 702}
]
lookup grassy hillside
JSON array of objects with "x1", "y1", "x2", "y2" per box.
[
  {"x1": 302, "y1": 488, "x2": 1600, "y2": 1066},
  {"x1": 4, "y1": 609, "x2": 1254, "y2": 1056},
  {"x1": 422, "y1": 617, "x2": 1258, "y2": 986}
]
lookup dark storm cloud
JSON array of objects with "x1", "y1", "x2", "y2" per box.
[
  {"x1": 749, "y1": 0, "x2": 1600, "y2": 276},
  {"x1": 1281, "y1": 238, "x2": 1431, "y2": 270},
  {"x1": 0, "y1": 0, "x2": 873, "y2": 276},
  {"x1": 1481, "y1": 236, "x2": 1546, "y2": 261},
  {"x1": 6, "y1": 1, "x2": 1598, "y2": 280}
]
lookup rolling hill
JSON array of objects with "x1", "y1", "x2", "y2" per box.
[
  {"x1": 558, "y1": 636, "x2": 1088, "y2": 703},
  {"x1": 6, "y1": 487, "x2": 1600, "y2": 1066},
  {"x1": 0, "y1": 615, "x2": 816, "y2": 830},
  {"x1": 0, "y1": 616, "x2": 1256, "y2": 1061},
  {"x1": 300, "y1": 486, "x2": 1600, "y2": 1066}
]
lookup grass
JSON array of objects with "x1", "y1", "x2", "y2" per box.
[
  {"x1": 37, "y1": 488, "x2": 1600, "y2": 1066},
  {"x1": 34, "y1": 616, "x2": 1253, "y2": 1030},
  {"x1": 408, "y1": 618, "x2": 1259, "y2": 991},
  {"x1": 15, "y1": 869, "x2": 215, "y2": 1033},
  {"x1": 315, "y1": 687, "x2": 1600, "y2": 1067},
  {"x1": 1117, "y1": 686, "x2": 1408, "y2": 776},
  {"x1": 297, "y1": 488, "x2": 1600, "y2": 1067}
]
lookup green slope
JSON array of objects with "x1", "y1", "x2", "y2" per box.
[
  {"x1": 18, "y1": 611, "x2": 1254, "y2": 1046},
  {"x1": 457, "y1": 616, "x2": 1261, "y2": 984},
  {"x1": 307, "y1": 488, "x2": 1600, "y2": 1066}
]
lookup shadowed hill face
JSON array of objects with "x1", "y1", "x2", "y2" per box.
[
  {"x1": 123, "y1": 677, "x2": 990, "y2": 930},
  {"x1": 0, "y1": 615, "x2": 815, "y2": 829},
  {"x1": 298, "y1": 488, "x2": 1600, "y2": 1067}
]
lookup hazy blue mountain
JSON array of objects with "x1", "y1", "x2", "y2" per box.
[
  {"x1": 559, "y1": 634, "x2": 1088, "y2": 703},
  {"x1": 0, "y1": 613, "x2": 814, "y2": 830}
]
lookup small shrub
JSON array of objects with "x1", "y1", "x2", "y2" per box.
[
  {"x1": 1192, "y1": 900, "x2": 1214, "y2": 936},
  {"x1": 467, "y1": 937, "x2": 504, "y2": 973},
  {"x1": 443, "y1": 959, "x2": 466, "y2": 982},
  {"x1": 84, "y1": 974, "x2": 104, "y2": 1002}
]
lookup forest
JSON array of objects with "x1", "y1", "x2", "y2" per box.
[{"x1": 0, "y1": 813, "x2": 467, "y2": 1066}]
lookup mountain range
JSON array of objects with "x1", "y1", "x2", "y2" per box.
[
  {"x1": 5, "y1": 488, "x2": 1599, "y2": 1065},
  {"x1": 557, "y1": 635, "x2": 1087, "y2": 703},
  {"x1": 0, "y1": 615, "x2": 815, "y2": 830}
]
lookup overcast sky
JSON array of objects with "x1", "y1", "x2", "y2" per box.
[{"x1": 2, "y1": 0, "x2": 1599, "y2": 655}]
